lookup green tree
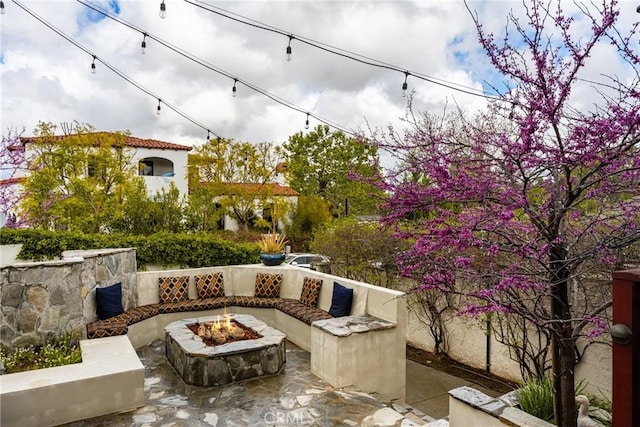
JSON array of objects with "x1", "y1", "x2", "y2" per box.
[
  {"x1": 188, "y1": 138, "x2": 284, "y2": 231},
  {"x1": 152, "y1": 182, "x2": 185, "y2": 233},
  {"x1": 285, "y1": 195, "x2": 332, "y2": 251},
  {"x1": 283, "y1": 125, "x2": 382, "y2": 216},
  {"x1": 310, "y1": 218, "x2": 404, "y2": 287},
  {"x1": 109, "y1": 178, "x2": 155, "y2": 234},
  {"x1": 20, "y1": 122, "x2": 136, "y2": 233}
]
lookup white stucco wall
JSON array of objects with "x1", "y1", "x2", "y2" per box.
[
  {"x1": 131, "y1": 147, "x2": 189, "y2": 199},
  {"x1": 406, "y1": 307, "x2": 612, "y2": 398}
]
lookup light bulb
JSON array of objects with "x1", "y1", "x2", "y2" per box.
[
  {"x1": 305, "y1": 113, "x2": 309, "y2": 130},
  {"x1": 0, "y1": 1, "x2": 5, "y2": 15},
  {"x1": 159, "y1": 1, "x2": 166, "y2": 19},
  {"x1": 402, "y1": 72, "x2": 409, "y2": 97},
  {"x1": 91, "y1": 58, "x2": 96, "y2": 74},
  {"x1": 141, "y1": 35, "x2": 147, "y2": 54},
  {"x1": 232, "y1": 80, "x2": 237, "y2": 98},
  {"x1": 157, "y1": 100, "x2": 161, "y2": 115},
  {"x1": 286, "y1": 36, "x2": 293, "y2": 62}
]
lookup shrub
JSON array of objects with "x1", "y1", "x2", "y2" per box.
[
  {"x1": 516, "y1": 376, "x2": 556, "y2": 422},
  {"x1": 516, "y1": 376, "x2": 611, "y2": 426},
  {"x1": 0, "y1": 229, "x2": 260, "y2": 268},
  {"x1": 0, "y1": 334, "x2": 82, "y2": 374}
]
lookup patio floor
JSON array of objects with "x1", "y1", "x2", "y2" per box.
[{"x1": 61, "y1": 339, "x2": 502, "y2": 427}]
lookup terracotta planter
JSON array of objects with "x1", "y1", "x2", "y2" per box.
[{"x1": 259, "y1": 253, "x2": 286, "y2": 266}]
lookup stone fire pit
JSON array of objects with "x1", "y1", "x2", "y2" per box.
[{"x1": 165, "y1": 314, "x2": 286, "y2": 386}]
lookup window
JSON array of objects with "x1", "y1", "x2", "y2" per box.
[
  {"x1": 139, "y1": 160, "x2": 154, "y2": 176},
  {"x1": 87, "y1": 156, "x2": 106, "y2": 180}
]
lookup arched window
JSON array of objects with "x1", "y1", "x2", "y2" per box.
[{"x1": 138, "y1": 157, "x2": 174, "y2": 176}]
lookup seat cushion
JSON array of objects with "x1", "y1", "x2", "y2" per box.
[
  {"x1": 110, "y1": 304, "x2": 160, "y2": 325},
  {"x1": 195, "y1": 273, "x2": 225, "y2": 298},
  {"x1": 299, "y1": 277, "x2": 323, "y2": 308},
  {"x1": 276, "y1": 299, "x2": 333, "y2": 325},
  {"x1": 159, "y1": 297, "x2": 231, "y2": 314},
  {"x1": 254, "y1": 273, "x2": 283, "y2": 298},
  {"x1": 228, "y1": 295, "x2": 281, "y2": 308},
  {"x1": 86, "y1": 320, "x2": 128, "y2": 339},
  {"x1": 158, "y1": 276, "x2": 190, "y2": 304}
]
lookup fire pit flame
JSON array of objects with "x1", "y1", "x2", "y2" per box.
[{"x1": 194, "y1": 315, "x2": 247, "y2": 345}]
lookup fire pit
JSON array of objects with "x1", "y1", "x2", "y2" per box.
[
  {"x1": 165, "y1": 314, "x2": 286, "y2": 386},
  {"x1": 187, "y1": 316, "x2": 261, "y2": 346}
]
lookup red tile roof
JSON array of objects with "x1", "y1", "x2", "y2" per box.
[
  {"x1": 20, "y1": 132, "x2": 192, "y2": 151},
  {"x1": 0, "y1": 177, "x2": 25, "y2": 186},
  {"x1": 207, "y1": 182, "x2": 300, "y2": 197}
]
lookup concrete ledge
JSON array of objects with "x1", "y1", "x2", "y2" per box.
[
  {"x1": 0, "y1": 335, "x2": 144, "y2": 427},
  {"x1": 448, "y1": 386, "x2": 555, "y2": 427},
  {"x1": 312, "y1": 314, "x2": 396, "y2": 336}
]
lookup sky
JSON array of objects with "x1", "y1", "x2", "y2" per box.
[{"x1": 1, "y1": 0, "x2": 639, "y2": 154}]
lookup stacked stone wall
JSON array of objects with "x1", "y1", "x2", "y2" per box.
[{"x1": 0, "y1": 248, "x2": 137, "y2": 349}]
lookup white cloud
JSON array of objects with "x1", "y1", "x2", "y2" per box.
[{"x1": 1, "y1": 0, "x2": 638, "y2": 153}]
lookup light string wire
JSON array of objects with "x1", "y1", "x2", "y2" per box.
[
  {"x1": 75, "y1": 0, "x2": 358, "y2": 136},
  {"x1": 11, "y1": 0, "x2": 225, "y2": 140},
  {"x1": 184, "y1": 0, "x2": 500, "y2": 100}
]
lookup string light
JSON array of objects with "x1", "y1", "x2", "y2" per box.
[
  {"x1": 91, "y1": 56, "x2": 96, "y2": 74},
  {"x1": 19, "y1": 0, "x2": 359, "y2": 141},
  {"x1": 141, "y1": 33, "x2": 147, "y2": 54},
  {"x1": 73, "y1": 0, "x2": 380, "y2": 136},
  {"x1": 305, "y1": 113, "x2": 309, "y2": 130},
  {"x1": 232, "y1": 79, "x2": 237, "y2": 97},
  {"x1": 183, "y1": 0, "x2": 497, "y2": 100},
  {"x1": 157, "y1": 99, "x2": 161, "y2": 115},
  {"x1": 0, "y1": 1, "x2": 5, "y2": 15},
  {"x1": 206, "y1": 130, "x2": 210, "y2": 141},
  {"x1": 286, "y1": 36, "x2": 293, "y2": 62},
  {"x1": 401, "y1": 72, "x2": 409, "y2": 97},
  {"x1": 159, "y1": 0, "x2": 166, "y2": 19},
  {"x1": 14, "y1": 0, "x2": 225, "y2": 139}
]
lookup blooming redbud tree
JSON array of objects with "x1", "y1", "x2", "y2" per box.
[
  {"x1": 372, "y1": 1, "x2": 639, "y2": 425},
  {"x1": 0, "y1": 128, "x2": 29, "y2": 228}
]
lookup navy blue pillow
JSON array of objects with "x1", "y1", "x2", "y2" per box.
[
  {"x1": 328, "y1": 282, "x2": 353, "y2": 317},
  {"x1": 96, "y1": 283, "x2": 124, "y2": 320}
]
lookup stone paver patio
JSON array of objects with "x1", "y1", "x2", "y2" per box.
[{"x1": 62, "y1": 339, "x2": 430, "y2": 427}]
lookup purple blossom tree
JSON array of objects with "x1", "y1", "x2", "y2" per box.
[
  {"x1": 373, "y1": 1, "x2": 640, "y2": 425},
  {"x1": 0, "y1": 128, "x2": 29, "y2": 228}
]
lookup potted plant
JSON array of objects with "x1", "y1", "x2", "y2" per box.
[{"x1": 257, "y1": 231, "x2": 287, "y2": 266}]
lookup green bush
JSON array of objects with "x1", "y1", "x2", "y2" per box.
[
  {"x1": 516, "y1": 376, "x2": 611, "y2": 426},
  {"x1": 516, "y1": 376, "x2": 556, "y2": 422},
  {"x1": 0, "y1": 229, "x2": 260, "y2": 268},
  {"x1": 0, "y1": 334, "x2": 82, "y2": 374}
]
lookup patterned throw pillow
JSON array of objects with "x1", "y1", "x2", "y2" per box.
[
  {"x1": 254, "y1": 273, "x2": 283, "y2": 298},
  {"x1": 299, "y1": 277, "x2": 323, "y2": 308},
  {"x1": 195, "y1": 273, "x2": 225, "y2": 299},
  {"x1": 158, "y1": 276, "x2": 189, "y2": 303}
]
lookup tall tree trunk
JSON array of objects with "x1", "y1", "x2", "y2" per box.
[{"x1": 550, "y1": 244, "x2": 577, "y2": 427}]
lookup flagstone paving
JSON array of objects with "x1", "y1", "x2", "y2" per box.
[{"x1": 62, "y1": 339, "x2": 434, "y2": 427}]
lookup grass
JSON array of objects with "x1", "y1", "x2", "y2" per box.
[{"x1": 0, "y1": 334, "x2": 82, "y2": 374}]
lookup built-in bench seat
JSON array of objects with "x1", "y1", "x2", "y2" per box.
[
  {"x1": 87, "y1": 296, "x2": 333, "y2": 339},
  {"x1": 84, "y1": 264, "x2": 406, "y2": 400}
]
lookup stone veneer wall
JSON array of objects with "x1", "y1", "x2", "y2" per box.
[{"x1": 0, "y1": 248, "x2": 137, "y2": 349}]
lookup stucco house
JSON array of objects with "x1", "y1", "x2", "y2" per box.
[
  {"x1": 1, "y1": 132, "x2": 301, "y2": 231},
  {"x1": 17, "y1": 133, "x2": 193, "y2": 198}
]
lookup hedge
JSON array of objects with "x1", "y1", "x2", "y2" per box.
[{"x1": 0, "y1": 229, "x2": 260, "y2": 268}]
